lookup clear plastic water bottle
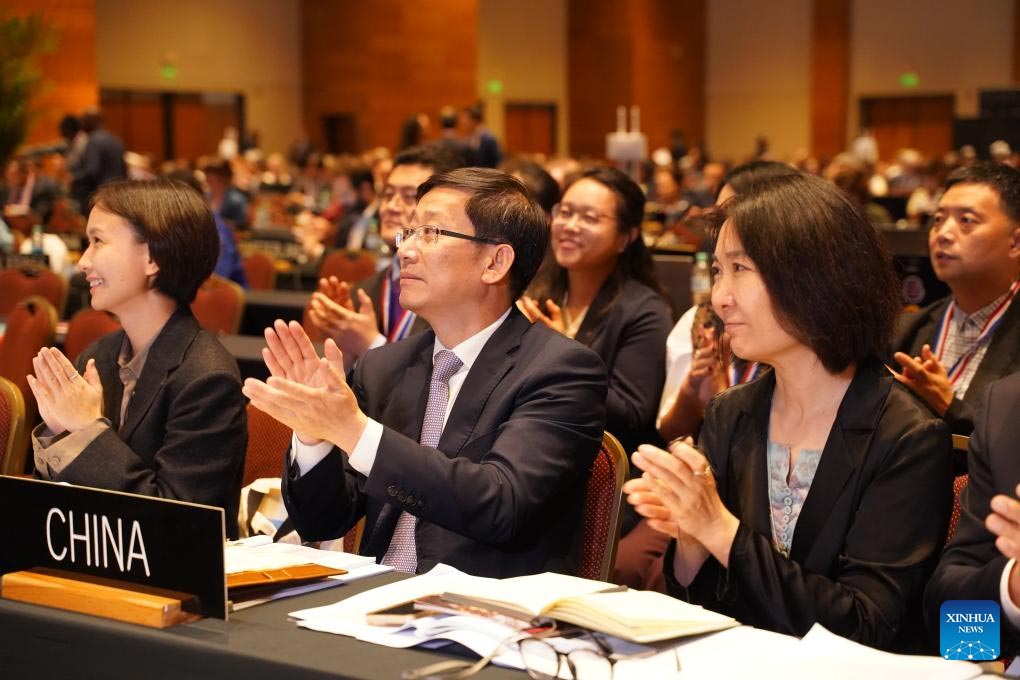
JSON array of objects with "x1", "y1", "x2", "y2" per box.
[
  {"x1": 691, "y1": 251, "x2": 712, "y2": 305},
  {"x1": 31, "y1": 224, "x2": 44, "y2": 257}
]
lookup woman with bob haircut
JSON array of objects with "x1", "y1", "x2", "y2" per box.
[
  {"x1": 521, "y1": 166, "x2": 672, "y2": 457},
  {"x1": 624, "y1": 173, "x2": 952, "y2": 650},
  {"x1": 28, "y1": 179, "x2": 247, "y2": 538}
]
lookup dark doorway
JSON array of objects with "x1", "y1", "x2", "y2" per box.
[{"x1": 504, "y1": 103, "x2": 557, "y2": 156}]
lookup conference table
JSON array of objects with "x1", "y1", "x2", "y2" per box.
[{"x1": 0, "y1": 571, "x2": 521, "y2": 680}]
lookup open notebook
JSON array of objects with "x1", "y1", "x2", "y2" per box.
[{"x1": 439, "y1": 572, "x2": 737, "y2": 644}]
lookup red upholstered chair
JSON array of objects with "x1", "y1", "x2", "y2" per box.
[
  {"x1": 0, "y1": 296, "x2": 57, "y2": 474},
  {"x1": 318, "y1": 250, "x2": 376, "y2": 284},
  {"x1": 243, "y1": 403, "x2": 291, "y2": 487},
  {"x1": 578, "y1": 432, "x2": 629, "y2": 581},
  {"x1": 242, "y1": 251, "x2": 278, "y2": 291},
  {"x1": 191, "y1": 274, "x2": 246, "y2": 335},
  {"x1": 0, "y1": 266, "x2": 68, "y2": 317},
  {"x1": 947, "y1": 474, "x2": 970, "y2": 544},
  {"x1": 63, "y1": 308, "x2": 121, "y2": 363},
  {"x1": 0, "y1": 375, "x2": 27, "y2": 476},
  {"x1": 243, "y1": 402, "x2": 364, "y2": 552},
  {"x1": 946, "y1": 435, "x2": 972, "y2": 544}
]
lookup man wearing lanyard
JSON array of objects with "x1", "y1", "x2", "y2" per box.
[
  {"x1": 307, "y1": 145, "x2": 463, "y2": 369},
  {"x1": 244, "y1": 168, "x2": 608, "y2": 577},
  {"x1": 891, "y1": 162, "x2": 1020, "y2": 454}
]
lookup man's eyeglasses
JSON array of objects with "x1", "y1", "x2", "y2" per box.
[
  {"x1": 402, "y1": 623, "x2": 680, "y2": 680},
  {"x1": 395, "y1": 225, "x2": 504, "y2": 248},
  {"x1": 552, "y1": 204, "x2": 614, "y2": 228}
]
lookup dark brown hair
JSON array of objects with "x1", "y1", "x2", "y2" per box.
[
  {"x1": 417, "y1": 167, "x2": 549, "y2": 300},
  {"x1": 90, "y1": 179, "x2": 219, "y2": 305},
  {"x1": 720, "y1": 173, "x2": 900, "y2": 373}
]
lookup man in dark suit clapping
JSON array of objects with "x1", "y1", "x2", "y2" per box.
[{"x1": 243, "y1": 168, "x2": 608, "y2": 577}]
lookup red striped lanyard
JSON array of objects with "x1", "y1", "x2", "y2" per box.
[
  {"x1": 381, "y1": 276, "x2": 416, "y2": 343},
  {"x1": 933, "y1": 278, "x2": 1020, "y2": 385},
  {"x1": 727, "y1": 361, "x2": 761, "y2": 387}
]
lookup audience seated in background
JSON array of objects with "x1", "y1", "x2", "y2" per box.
[
  {"x1": 307, "y1": 145, "x2": 463, "y2": 370},
  {"x1": 28, "y1": 179, "x2": 247, "y2": 539},
  {"x1": 167, "y1": 169, "x2": 248, "y2": 289},
  {"x1": 890, "y1": 162, "x2": 1020, "y2": 455},
  {"x1": 625, "y1": 173, "x2": 952, "y2": 652},
  {"x1": 202, "y1": 158, "x2": 250, "y2": 231},
  {"x1": 243, "y1": 168, "x2": 608, "y2": 577}
]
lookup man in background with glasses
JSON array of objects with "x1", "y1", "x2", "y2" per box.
[
  {"x1": 307, "y1": 145, "x2": 463, "y2": 369},
  {"x1": 244, "y1": 168, "x2": 608, "y2": 577}
]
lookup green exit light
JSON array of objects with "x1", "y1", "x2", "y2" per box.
[
  {"x1": 899, "y1": 72, "x2": 920, "y2": 89},
  {"x1": 487, "y1": 79, "x2": 503, "y2": 95},
  {"x1": 160, "y1": 64, "x2": 179, "y2": 81}
]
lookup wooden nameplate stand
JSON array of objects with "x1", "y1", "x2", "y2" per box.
[{"x1": 1, "y1": 567, "x2": 202, "y2": 628}]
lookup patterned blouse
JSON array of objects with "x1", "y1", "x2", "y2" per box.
[{"x1": 766, "y1": 439, "x2": 823, "y2": 558}]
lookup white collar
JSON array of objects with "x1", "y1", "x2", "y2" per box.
[{"x1": 433, "y1": 307, "x2": 512, "y2": 373}]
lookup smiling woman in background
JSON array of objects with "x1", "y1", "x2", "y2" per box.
[
  {"x1": 28, "y1": 179, "x2": 247, "y2": 538},
  {"x1": 521, "y1": 166, "x2": 672, "y2": 458},
  {"x1": 625, "y1": 173, "x2": 952, "y2": 651}
]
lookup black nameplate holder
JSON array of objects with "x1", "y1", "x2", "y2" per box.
[{"x1": 0, "y1": 476, "x2": 227, "y2": 620}]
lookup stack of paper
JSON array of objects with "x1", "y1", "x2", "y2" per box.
[{"x1": 225, "y1": 536, "x2": 390, "y2": 609}]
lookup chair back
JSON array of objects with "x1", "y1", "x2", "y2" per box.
[
  {"x1": 64, "y1": 308, "x2": 121, "y2": 363},
  {"x1": 243, "y1": 403, "x2": 291, "y2": 487},
  {"x1": 0, "y1": 266, "x2": 68, "y2": 317},
  {"x1": 947, "y1": 474, "x2": 970, "y2": 545},
  {"x1": 243, "y1": 402, "x2": 364, "y2": 552},
  {"x1": 579, "y1": 431, "x2": 629, "y2": 581},
  {"x1": 191, "y1": 274, "x2": 246, "y2": 335},
  {"x1": 0, "y1": 375, "x2": 27, "y2": 476},
  {"x1": 0, "y1": 296, "x2": 57, "y2": 474},
  {"x1": 242, "y1": 251, "x2": 278, "y2": 291},
  {"x1": 318, "y1": 250, "x2": 376, "y2": 284}
]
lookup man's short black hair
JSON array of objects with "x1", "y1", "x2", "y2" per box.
[
  {"x1": 393, "y1": 145, "x2": 464, "y2": 176},
  {"x1": 944, "y1": 161, "x2": 1020, "y2": 223},
  {"x1": 417, "y1": 168, "x2": 548, "y2": 299},
  {"x1": 721, "y1": 172, "x2": 901, "y2": 374}
]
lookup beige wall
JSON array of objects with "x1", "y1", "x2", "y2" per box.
[
  {"x1": 477, "y1": 0, "x2": 569, "y2": 156},
  {"x1": 850, "y1": 0, "x2": 1014, "y2": 131},
  {"x1": 95, "y1": 0, "x2": 302, "y2": 155},
  {"x1": 706, "y1": 0, "x2": 812, "y2": 162}
]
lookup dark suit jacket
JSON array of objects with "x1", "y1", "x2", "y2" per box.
[
  {"x1": 925, "y1": 372, "x2": 1020, "y2": 655},
  {"x1": 574, "y1": 278, "x2": 672, "y2": 456},
  {"x1": 665, "y1": 358, "x2": 953, "y2": 651},
  {"x1": 283, "y1": 307, "x2": 608, "y2": 577},
  {"x1": 354, "y1": 267, "x2": 430, "y2": 339},
  {"x1": 890, "y1": 294, "x2": 1020, "y2": 437},
  {"x1": 74, "y1": 128, "x2": 126, "y2": 196},
  {"x1": 51, "y1": 307, "x2": 248, "y2": 539}
]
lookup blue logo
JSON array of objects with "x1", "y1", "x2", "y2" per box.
[{"x1": 940, "y1": 600, "x2": 999, "y2": 661}]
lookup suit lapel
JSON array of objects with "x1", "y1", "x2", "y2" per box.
[
  {"x1": 119, "y1": 308, "x2": 198, "y2": 442},
  {"x1": 437, "y1": 310, "x2": 527, "y2": 454},
  {"x1": 909, "y1": 300, "x2": 948, "y2": 356},
  {"x1": 728, "y1": 376, "x2": 774, "y2": 541},
  {"x1": 382, "y1": 334, "x2": 433, "y2": 445},
  {"x1": 790, "y1": 360, "x2": 888, "y2": 563},
  {"x1": 92, "y1": 334, "x2": 126, "y2": 431}
]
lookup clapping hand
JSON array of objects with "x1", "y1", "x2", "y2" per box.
[
  {"x1": 308, "y1": 277, "x2": 380, "y2": 365},
  {"x1": 242, "y1": 320, "x2": 367, "y2": 451},
  {"x1": 892, "y1": 344, "x2": 953, "y2": 415},
  {"x1": 518, "y1": 296, "x2": 566, "y2": 335},
  {"x1": 27, "y1": 348, "x2": 104, "y2": 434}
]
